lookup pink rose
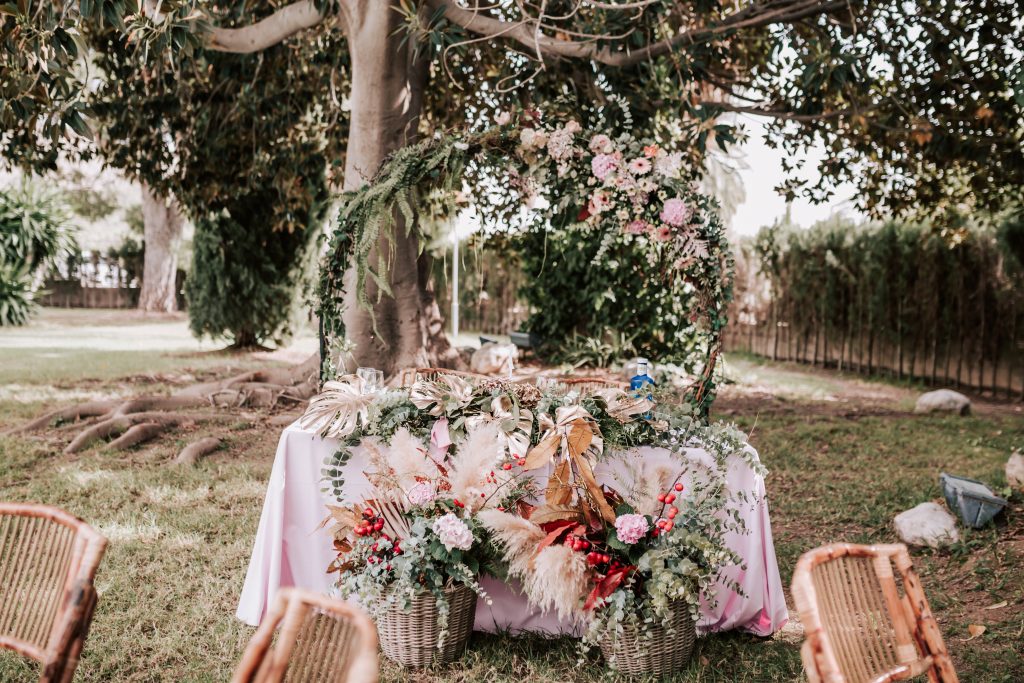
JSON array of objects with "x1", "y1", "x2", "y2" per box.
[
  {"x1": 589, "y1": 134, "x2": 613, "y2": 154},
  {"x1": 591, "y1": 153, "x2": 618, "y2": 181},
  {"x1": 614, "y1": 513, "x2": 650, "y2": 545},
  {"x1": 660, "y1": 198, "x2": 692, "y2": 226}
]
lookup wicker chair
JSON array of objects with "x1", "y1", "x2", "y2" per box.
[
  {"x1": 232, "y1": 588, "x2": 379, "y2": 683},
  {"x1": 0, "y1": 503, "x2": 108, "y2": 683},
  {"x1": 791, "y1": 543, "x2": 959, "y2": 683},
  {"x1": 553, "y1": 377, "x2": 628, "y2": 393},
  {"x1": 397, "y1": 367, "x2": 488, "y2": 386}
]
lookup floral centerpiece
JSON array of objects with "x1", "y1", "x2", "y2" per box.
[
  {"x1": 303, "y1": 373, "x2": 754, "y2": 673},
  {"x1": 311, "y1": 383, "x2": 535, "y2": 667},
  {"x1": 476, "y1": 404, "x2": 747, "y2": 675}
]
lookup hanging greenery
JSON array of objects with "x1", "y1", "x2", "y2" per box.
[{"x1": 318, "y1": 109, "x2": 733, "y2": 411}]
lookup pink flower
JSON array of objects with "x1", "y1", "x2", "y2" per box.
[
  {"x1": 495, "y1": 111, "x2": 512, "y2": 126},
  {"x1": 407, "y1": 482, "x2": 436, "y2": 506},
  {"x1": 591, "y1": 153, "x2": 618, "y2": 181},
  {"x1": 626, "y1": 220, "x2": 649, "y2": 235},
  {"x1": 654, "y1": 225, "x2": 673, "y2": 241},
  {"x1": 654, "y1": 151, "x2": 683, "y2": 177},
  {"x1": 588, "y1": 191, "x2": 613, "y2": 215},
  {"x1": 589, "y1": 134, "x2": 613, "y2": 154},
  {"x1": 627, "y1": 158, "x2": 652, "y2": 175},
  {"x1": 614, "y1": 513, "x2": 650, "y2": 545},
  {"x1": 660, "y1": 198, "x2": 692, "y2": 226},
  {"x1": 432, "y1": 513, "x2": 474, "y2": 551}
]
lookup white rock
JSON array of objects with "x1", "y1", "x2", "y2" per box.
[
  {"x1": 1006, "y1": 452, "x2": 1024, "y2": 492},
  {"x1": 914, "y1": 389, "x2": 971, "y2": 416},
  {"x1": 470, "y1": 343, "x2": 518, "y2": 375},
  {"x1": 893, "y1": 502, "x2": 960, "y2": 548}
]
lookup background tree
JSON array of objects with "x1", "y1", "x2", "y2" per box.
[
  {"x1": 4, "y1": 1, "x2": 1023, "y2": 374},
  {"x1": 84, "y1": 0, "x2": 349, "y2": 331}
]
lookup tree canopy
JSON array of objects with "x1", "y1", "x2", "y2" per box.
[{"x1": 5, "y1": 1, "x2": 1022, "y2": 223}]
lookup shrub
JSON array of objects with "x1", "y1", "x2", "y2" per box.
[
  {"x1": 0, "y1": 184, "x2": 77, "y2": 325},
  {"x1": 184, "y1": 189, "x2": 324, "y2": 348}
]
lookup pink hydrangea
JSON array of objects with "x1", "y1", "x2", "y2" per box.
[
  {"x1": 660, "y1": 198, "x2": 692, "y2": 226},
  {"x1": 627, "y1": 157, "x2": 652, "y2": 175},
  {"x1": 407, "y1": 482, "x2": 436, "y2": 506},
  {"x1": 589, "y1": 134, "x2": 613, "y2": 154},
  {"x1": 432, "y1": 513, "x2": 474, "y2": 551},
  {"x1": 626, "y1": 220, "x2": 649, "y2": 235},
  {"x1": 591, "y1": 153, "x2": 618, "y2": 181},
  {"x1": 614, "y1": 513, "x2": 650, "y2": 545}
]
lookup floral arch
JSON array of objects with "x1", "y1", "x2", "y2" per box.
[{"x1": 317, "y1": 110, "x2": 734, "y2": 413}]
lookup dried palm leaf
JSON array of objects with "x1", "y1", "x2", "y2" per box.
[{"x1": 299, "y1": 379, "x2": 375, "y2": 438}]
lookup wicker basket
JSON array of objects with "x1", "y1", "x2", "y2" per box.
[
  {"x1": 598, "y1": 602, "x2": 696, "y2": 677},
  {"x1": 376, "y1": 583, "x2": 477, "y2": 667}
]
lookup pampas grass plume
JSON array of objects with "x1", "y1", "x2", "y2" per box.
[
  {"x1": 525, "y1": 545, "x2": 588, "y2": 621},
  {"x1": 478, "y1": 509, "x2": 545, "y2": 577}
]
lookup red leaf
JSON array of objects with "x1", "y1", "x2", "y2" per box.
[
  {"x1": 584, "y1": 565, "x2": 635, "y2": 610},
  {"x1": 577, "y1": 206, "x2": 591, "y2": 222},
  {"x1": 535, "y1": 519, "x2": 578, "y2": 556}
]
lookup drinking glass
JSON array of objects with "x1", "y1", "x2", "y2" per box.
[{"x1": 357, "y1": 367, "x2": 383, "y2": 394}]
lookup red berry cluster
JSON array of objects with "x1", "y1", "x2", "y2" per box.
[
  {"x1": 500, "y1": 457, "x2": 527, "y2": 471},
  {"x1": 654, "y1": 483, "x2": 684, "y2": 534},
  {"x1": 563, "y1": 534, "x2": 618, "y2": 574},
  {"x1": 353, "y1": 507, "x2": 401, "y2": 572}
]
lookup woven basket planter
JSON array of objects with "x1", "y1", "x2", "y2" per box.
[
  {"x1": 377, "y1": 583, "x2": 477, "y2": 668},
  {"x1": 599, "y1": 602, "x2": 696, "y2": 677}
]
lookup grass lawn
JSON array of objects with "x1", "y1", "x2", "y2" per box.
[{"x1": 1, "y1": 310, "x2": 1022, "y2": 682}]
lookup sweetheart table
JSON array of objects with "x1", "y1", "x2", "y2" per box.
[{"x1": 237, "y1": 421, "x2": 789, "y2": 636}]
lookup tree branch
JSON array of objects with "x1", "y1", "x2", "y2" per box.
[
  {"x1": 206, "y1": 0, "x2": 326, "y2": 53},
  {"x1": 427, "y1": 0, "x2": 850, "y2": 67}
]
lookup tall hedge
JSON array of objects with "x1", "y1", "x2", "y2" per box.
[{"x1": 737, "y1": 215, "x2": 1024, "y2": 395}]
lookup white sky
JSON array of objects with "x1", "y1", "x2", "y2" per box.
[{"x1": 728, "y1": 117, "x2": 866, "y2": 236}]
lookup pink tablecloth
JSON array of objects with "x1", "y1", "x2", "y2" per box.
[{"x1": 237, "y1": 423, "x2": 789, "y2": 636}]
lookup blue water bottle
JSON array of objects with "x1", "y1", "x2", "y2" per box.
[{"x1": 630, "y1": 358, "x2": 655, "y2": 417}]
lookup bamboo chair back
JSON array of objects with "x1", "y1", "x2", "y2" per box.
[
  {"x1": 397, "y1": 367, "x2": 488, "y2": 386},
  {"x1": 553, "y1": 377, "x2": 628, "y2": 393},
  {"x1": 0, "y1": 503, "x2": 108, "y2": 683},
  {"x1": 791, "y1": 543, "x2": 959, "y2": 683},
  {"x1": 232, "y1": 588, "x2": 378, "y2": 683}
]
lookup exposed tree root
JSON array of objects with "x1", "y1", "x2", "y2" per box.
[
  {"x1": 3, "y1": 400, "x2": 121, "y2": 434},
  {"x1": 107, "y1": 422, "x2": 168, "y2": 451},
  {"x1": 65, "y1": 412, "x2": 234, "y2": 454},
  {"x1": 14, "y1": 354, "x2": 321, "y2": 457},
  {"x1": 174, "y1": 437, "x2": 222, "y2": 466}
]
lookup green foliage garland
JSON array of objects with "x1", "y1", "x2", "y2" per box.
[{"x1": 318, "y1": 111, "x2": 733, "y2": 411}]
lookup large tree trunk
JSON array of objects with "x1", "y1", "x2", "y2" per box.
[
  {"x1": 138, "y1": 183, "x2": 184, "y2": 313},
  {"x1": 337, "y1": 1, "x2": 455, "y2": 376}
]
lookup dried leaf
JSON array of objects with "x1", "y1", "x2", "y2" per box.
[
  {"x1": 565, "y1": 419, "x2": 593, "y2": 459},
  {"x1": 964, "y1": 624, "x2": 986, "y2": 641},
  {"x1": 523, "y1": 433, "x2": 560, "y2": 470},
  {"x1": 528, "y1": 503, "x2": 585, "y2": 526},
  {"x1": 571, "y1": 450, "x2": 617, "y2": 523},
  {"x1": 545, "y1": 459, "x2": 573, "y2": 506},
  {"x1": 983, "y1": 601, "x2": 1008, "y2": 610}
]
